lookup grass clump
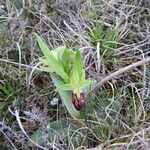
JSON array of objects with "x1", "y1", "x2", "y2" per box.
[
  {"x1": 91, "y1": 22, "x2": 119, "y2": 59},
  {"x1": 0, "y1": 76, "x2": 20, "y2": 119}
]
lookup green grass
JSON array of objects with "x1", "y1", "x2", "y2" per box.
[
  {"x1": 90, "y1": 21, "x2": 119, "y2": 59},
  {"x1": 0, "y1": 76, "x2": 20, "y2": 119}
]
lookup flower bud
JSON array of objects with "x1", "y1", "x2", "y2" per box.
[{"x1": 71, "y1": 92, "x2": 85, "y2": 111}]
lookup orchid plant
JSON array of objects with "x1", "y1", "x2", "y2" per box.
[{"x1": 34, "y1": 33, "x2": 94, "y2": 118}]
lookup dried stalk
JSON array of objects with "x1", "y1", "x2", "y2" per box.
[{"x1": 90, "y1": 57, "x2": 150, "y2": 94}]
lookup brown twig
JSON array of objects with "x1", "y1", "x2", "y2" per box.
[{"x1": 89, "y1": 57, "x2": 150, "y2": 94}]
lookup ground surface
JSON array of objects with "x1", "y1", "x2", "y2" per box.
[{"x1": 0, "y1": 0, "x2": 150, "y2": 150}]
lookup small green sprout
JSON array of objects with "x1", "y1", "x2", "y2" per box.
[
  {"x1": 34, "y1": 33, "x2": 94, "y2": 118},
  {"x1": 56, "y1": 49, "x2": 94, "y2": 99}
]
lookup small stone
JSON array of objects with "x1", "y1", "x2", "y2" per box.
[
  {"x1": 50, "y1": 98, "x2": 59, "y2": 106},
  {"x1": 0, "y1": 5, "x2": 6, "y2": 16}
]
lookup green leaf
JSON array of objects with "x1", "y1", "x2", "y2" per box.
[
  {"x1": 56, "y1": 84, "x2": 73, "y2": 92},
  {"x1": 39, "y1": 58, "x2": 55, "y2": 72},
  {"x1": 74, "y1": 49, "x2": 83, "y2": 77},
  {"x1": 82, "y1": 80, "x2": 95, "y2": 88},
  {"x1": 80, "y1": 69, "x2": 85, "y2": 84},
  {"x1": 70, "y1": 49, "x2": 84, "y2": 90},
  {"x1": 28, "y1": 119, "x2": 77, "y2": 146},
  {"x1": 51, "y1": 46, "x2": 66, "y2": 60},
  {"x1": 70, "y1": 71, "x2": 75, "y2": 87},
  {"x1": 34, "y1": 33, "x2": 69, "y2": 82},
  {"x1": 28, "y1": 119, "x2": 88, "y2": 148},
  {"x1": 59, "y1": 48, "x2": 74, "y2": 63},
  {"x1": 58, "y1": 48, "x2": 75, "y2": 74},
  {"x1": 70, "y1": 69, "x2": 80, "y2": 90},
  {"x1": 73, "y1": 67, "x2": 80, "y2": 86}
]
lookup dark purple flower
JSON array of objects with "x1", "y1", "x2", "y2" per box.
[{"x1": 71, "y1": 92, "x2": 86, "y2": 111}]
